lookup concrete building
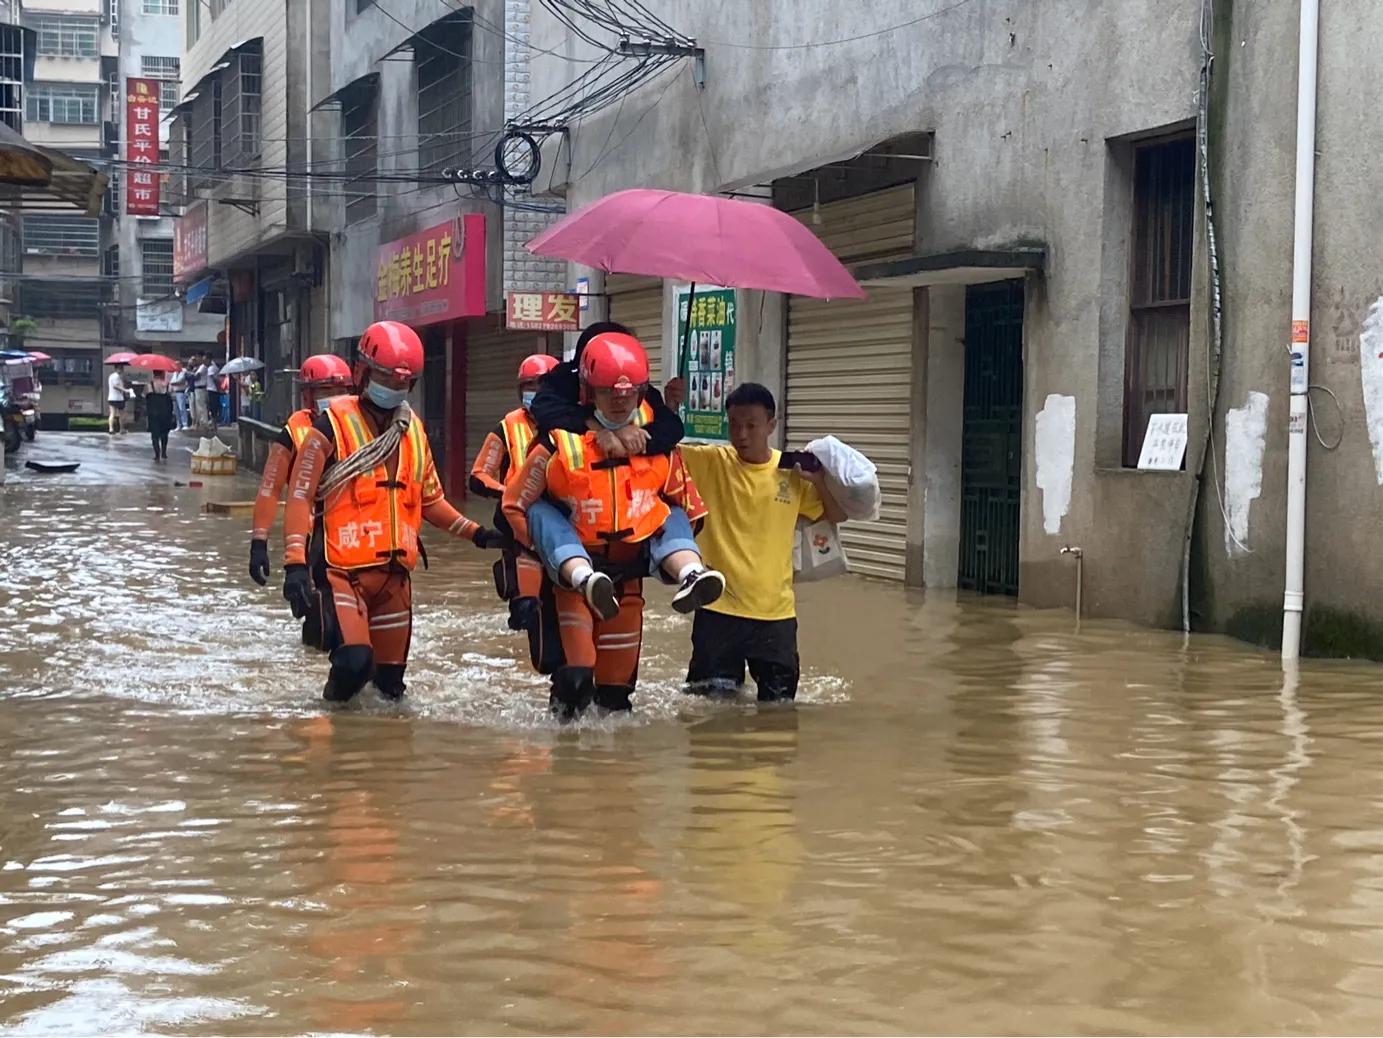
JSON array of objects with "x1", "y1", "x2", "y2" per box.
[
  {"x1": 108, "y1": 0, "x2": 221, "y2": 365},
  {"x1": 522, "y1": 1, "x2": 1383, "y2": 655},
  {"x1": 319, "y1": 0, "x2": 564, "y2": 495},
  {"x1": 18, "y1": 0, "x2": 114, "y2": 417}
]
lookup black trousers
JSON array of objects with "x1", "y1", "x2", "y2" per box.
[
  {"x1": 686, "y1": 609, "x2": 800, "y2": 702},
  {"x1": 150, "y1": 428, "x2": 170, "y2": 456}
]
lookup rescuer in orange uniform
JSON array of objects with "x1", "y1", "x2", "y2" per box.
[
  {"x1": 248, "y1": 353, "x2": 354, "y2": 649},
  {"x1": 282, "y1": 321, "x2": 503, "y2": 703},
  {"x1": 504, "y1": 332, "x2": 707, "y2": 719},
  {"x1": 469, "y1": 353, "x2": 561, "y2": 635}
]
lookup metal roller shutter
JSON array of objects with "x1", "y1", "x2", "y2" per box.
[
  {"x1": 786, "y1": 185, "x2": 916, "y2": 582},
  {"x1": 464, "y1": 324, "x2": 548, "y2": 477},
  {"x1": 607, "y1": 275, "x2": 664, "y2": 383}
]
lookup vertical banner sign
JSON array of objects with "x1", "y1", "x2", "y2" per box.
[
  {"x1": 125, "y1": 77, "x2": 160, "y2": 216},
  {"x1": 675, "y1": 286, "x2": 736, "y2": 442}
]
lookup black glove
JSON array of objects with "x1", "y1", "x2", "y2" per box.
[
  {"x1": 249, "y1": 538, "x2": 270, "y2": 587},
  {"x1": 282, "y1": 564, "x2": 312, "y2": 619},
  {"x1": 473, "y1": 527, "x2": 509, "y2": 550}
]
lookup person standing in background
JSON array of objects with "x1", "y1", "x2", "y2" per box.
[
  {"x1": 205, "y1": 356, "x2": 222, "y2": 430},
  {"x1": 192, "y1": 353, "x2": 209, "y2": 429},
  {"x1": 106, "y1": 362, "x2": 130, "y2": 435},
  {"x1": 170, "y1": 361, "x2": 190, "y2": 430},
  {"x1": 145, "y1": 372, "x2": 175, "y2": 461}
]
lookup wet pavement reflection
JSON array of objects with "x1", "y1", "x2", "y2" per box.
[{"x1": 3, "y1": 433, "x2": 1383, "y2": 1034}]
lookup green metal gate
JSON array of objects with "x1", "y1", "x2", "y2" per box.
[{"x1": 959, "y1": 281, "x2": 1024, "y2": 596}]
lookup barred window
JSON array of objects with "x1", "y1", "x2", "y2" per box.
[
  {"x1": 21, "y1": 279, "x2": 103, "y2": 318},
  {"x1": 22, "y1": 215, "x2": 100, "y2": 256},
  {"x1": 26, "y1": 84, "x2": 98, "y2": 124},
  {"x1": 341, "y1": 77, "x2": 378, "y2": 225},
  {"x1": 357, "y1": 0, "x2": 375, "y2": 10},
  {"x1": 221, "y1": 45, "x2": 261, "y2": 166},
  {"x1": 1122, "y1": 135, "x2": 1195, "y2": 467},
  {"x1": 141, "y1": 239, "x2": 175, "y2": 298},
  {"x1": 188, "y1": 79, "x2": 220, "y2": 192},
  {"x1": 32, "y1": 15, "x2": 98, "y2": 58},
  {"x1": 142, "y1": 0, "x2": 179, "y2": 14},
  {"x1": 416, "y1": 12, "x2": 472, "y2": 171},
  {"x1": 102, "y1": 244, "x2": 119, "y2": 280},
  {"x1": 142, "y1": 56, "x2": 180, "y2": 117}
]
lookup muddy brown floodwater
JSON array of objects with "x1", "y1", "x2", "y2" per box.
[{"x1": 4, "y1": 433, "x2": 1383, "y2": 1035}]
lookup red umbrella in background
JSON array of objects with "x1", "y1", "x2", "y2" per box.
[
  {"x1": 104, "y1": 351, "x2": 137, "y2": 365},
  {"x1": 25, "y1": 351, "x2": 51, "y2": 364},
  {"x1": 131, "y1": 353, "x2": 179, "y2": 374},
  {"x1": 526, "y1": 188, "x2": 866, "y2": 385}
]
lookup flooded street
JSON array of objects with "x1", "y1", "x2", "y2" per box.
[{"x1": 4, "y1": 433, "x2": 1383, "y2": 1034}]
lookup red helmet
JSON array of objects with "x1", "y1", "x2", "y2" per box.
[
  {"x1": 517, "y1": 354, "x2": 560, "y2": 382},
  {"x1": 579, "y1": 332, "x2": 648, "y2": 395},
  {"x1": 357, "y1": 321, "x2": 424, "y2": 380},
  {"x1": 297, "y1": 353, "x2": 352, "y2": 388}
]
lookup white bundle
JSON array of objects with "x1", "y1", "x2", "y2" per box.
[{"x1": 804, "y1": 435, "x2": 881, "y2": 522}]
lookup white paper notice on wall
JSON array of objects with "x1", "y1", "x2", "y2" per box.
[{"x1": 1136, "y1": 413, "x2": 1189, "y2": 470}]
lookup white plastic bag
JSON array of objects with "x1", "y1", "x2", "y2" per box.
[
  {"x1": 793, "y1": 517, "x2": 849, "y2": 582},
  {"x1": 804, "y1": 435, "x2": 881, "y2": 522}
]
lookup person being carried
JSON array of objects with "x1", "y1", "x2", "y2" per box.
[
  {"x1": 504, "y1": 333, "x2": 707, "y2": 719},
  {"x1": 249, "y1": 353, "x2": 354, "y2": 651},
  {"x1": 469, "y1": 352, "x2": 562, "y2": 635},
  {"x1": 665, "y1": 380, "x2": 847, "y2": 703},
  {"x1": 526, "y1": 322, "x2": 723, "y2": 620},
  {"x1": 281, "y1": 322, "x2": 503, "y2": 703}
]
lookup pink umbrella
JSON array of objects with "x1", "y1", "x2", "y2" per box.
[
  {"x1": 25, "y1": 351, "x2": 51, "y2": 364},
  {"x1": 527, "y1": 189, "x2": 866, "y2": 301},
  {"x1": 105, "y1": 351, "x2": 138, "y2": 365},
  {"x1": 131, "y1": 353, "x2": 179, "y2": 374}
]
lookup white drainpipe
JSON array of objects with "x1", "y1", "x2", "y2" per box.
[{"x1": 1281, "y1": 0, "x2": 1321, "y2": 661}]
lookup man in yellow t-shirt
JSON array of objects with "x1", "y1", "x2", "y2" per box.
[{"x1": 675, "y1": 382, "x2": 846, "y2": 701}]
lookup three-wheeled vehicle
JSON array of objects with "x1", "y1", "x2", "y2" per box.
[{"x1": 0, "y1": 351, "x2": 39, "y2": 452}]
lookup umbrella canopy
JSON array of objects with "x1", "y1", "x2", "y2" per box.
[
  {"x1": 526, "y1": 188, "x2": 866, "y2": 300},
  {"x1": 220, "y1": 356, "x2": 264, "y2": 376},
  {"x1": 105, "y1": 351, "x2": 138, "y2": 365},
  {"x1": 131, "y1": 353, "x2": 180, "y2": 374},
  {"x1": 25, "y1": 351, "x2": 52, "y2": 364}
]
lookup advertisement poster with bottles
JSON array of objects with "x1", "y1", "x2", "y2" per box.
[{"x1": 674, "y1": 286, "x2": 736, "y2": 442}]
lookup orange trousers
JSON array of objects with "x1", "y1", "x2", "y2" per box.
[
  {"x1": 515, "y1": 553, "x2": 543, "y2": 599},
  {"x1": 326, "y1": 566, "x2": 413, "y2": 667},
  {"x1": 553, "y1": 579, "x2": 645, "y2": 688}
]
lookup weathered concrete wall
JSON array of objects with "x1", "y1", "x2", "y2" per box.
[
  {"x1": 326, "y1": 0, "x2": 508, "y2": 343},
  {"x1": 531, "y1": 0, "x2": 1204, "y2": 626}
]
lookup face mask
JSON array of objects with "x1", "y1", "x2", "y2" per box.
[
  {"x1": 316, "y1": 396, "x2": 334, "y2": 413},
  {"x1": 365, "y1": 382, "x2": 407, "y2": 410},
  {"x1": 521, "y1": 390, "x2": 536, "y2": 409},
  {"x1": 594, "y1": 408, "x2": 631, "y2": 431}
]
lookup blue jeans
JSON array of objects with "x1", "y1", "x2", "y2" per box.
[
  {"x1": 174, "y1": 392, "x2": 190, "y2": 429},
  {"x1": 527, "y1": 501, "x2": 699, "y2": 586}
]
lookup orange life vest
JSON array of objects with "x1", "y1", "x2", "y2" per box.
[
  {"x1": 546, "y1": 429, "x2": 671, "y2": 545},
  {"x1": 320, "y1": 396, "x2": 430, "y2": 571},
  {"x1": 285, "y1": 408, "x2": 315, "y2": 451},
  {"x1": 500, "y1": 407, "x2": 538, "y2": 487}
]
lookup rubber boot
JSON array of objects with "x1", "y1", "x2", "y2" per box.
[
  {"x1": 323, "y1": 644, "x2": 373, "y2": 703},
  {"x1": 549, "y1": 666, "x2": 594, "y2": 722},
  {"x1": 301, "y1": 604, "x2": 323, "y2": 651},
  {"x1": 593, "y1": 684, "x2": 633, "y2": 713},
  {"x1": 375, "y1": 663, "x2": 407, "y2": 702}
]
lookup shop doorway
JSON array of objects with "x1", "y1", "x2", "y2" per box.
[
  {"x1": 958, "y1": 280, "x2": 1024, "y2": 596},
  {"x1": 422, "y1": 327, "x2": 448, "y2": 484}
]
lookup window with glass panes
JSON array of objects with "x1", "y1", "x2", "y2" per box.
[
  {"x1": 142, "y1": 56, "x2": 180, "y2": 117},
  {"x1": 141, "y1": 240, "x2": 175, "y2": 298},
  {"x1": 32, "y1": 16, "x2": 97, "y2": 58},
  {"x1": 143, "y1": 0, "x2": 179, "y2": 14},
  {"x1": 26, "y1": 84, "x2": 98, "y2": 124},
  {"x1": 22, "y1": 215, "x2": 100, "y2": 255}
]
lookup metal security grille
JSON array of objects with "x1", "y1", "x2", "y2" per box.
[
  {"x1": 0, "y1": 23, "x2": 24, "y2": 131},
  {"x1": 220, "y1": 45, "x2": 261, "y2": 167},
  {"x1": 1122, "y1": 134, "x2": 1194, "y2": 467},
  {"x1": 20, "y1": 279, "x2": 103, "y2": 318},
  {"x1": 142, "y1": 56, "x2": 180, "y2": 116},
  {"x1": 606, "y1": 276, "x2": 664, "y2": 383},
  {"x1": 26, "y1": 84, "x2": 98, "y2": 125},
  {"x1": 340, "y1": 78, "x2": 378, "y2": 225},
  {"x1": 31, "y1": 16, "x2": 97, "y2": 58},
  {"x1": 416, "y1": 11, "x2": 472, "y2": 171},
  {"x1": 141, "y1": 239, "x2": 174, "y2": 298},
  {"x1": 464, "y1": 324, "x2": 546, "y2": 476},
  {"x1": 188, "y1": 80, "x2": 220, "y2": 192},
  {"x1": 22, "y1": 215, "x2": 99, "y2": 256},
  {"x1": 959, "y1": 280, "x2": 1024, "y2": 596},
  {"x1": 102, "y1": 244, "x2": 119, "y2": 280},
  {"x1": 142, "y1": 0, "x2": 179, "y2": 13}
]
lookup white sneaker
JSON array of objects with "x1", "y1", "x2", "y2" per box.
[
  {"x1": 581, "y1": 571, "x2": 619, "y2": 621},
  {"x1": 672, "y1": 568, "x2": 725, "y2": 614}
]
